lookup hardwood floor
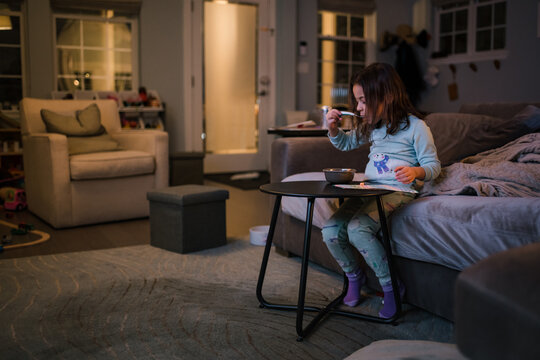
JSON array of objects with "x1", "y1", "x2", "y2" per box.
[{"x1": 0, "y1": 180, "x2": 273, "y2": 260}]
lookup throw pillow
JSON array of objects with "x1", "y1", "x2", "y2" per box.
[
  {"x1": 511, "y1": 105, "x2": 540, "y2": 132},
  {"x1": 67, "y1": 133, "x2": 122, "y2": 155},
  {"x1": 424, "y1": 112, "x2": 530, "y2": 166},
  {"x1": 41, "y1": 103, "x2": 122, "y2": 155},
  {"x1": 41, "y1": 103, "x2": 105, "y2": 136}
]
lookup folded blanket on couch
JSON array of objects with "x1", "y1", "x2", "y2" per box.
[{"x1": 421, "y1": 133, "x2": 540, "y2": 197}]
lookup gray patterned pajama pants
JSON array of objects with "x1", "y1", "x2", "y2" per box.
[{"x1": 321, "y1": 192, "x2": 416, "y2": 286}]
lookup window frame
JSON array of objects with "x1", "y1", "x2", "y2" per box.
[
  {"x1": 431, "y1": 0, "x2": 507, "y2": 65},
  {"x1": 0, "y1": 3, "x2": 26, "y2": 111},
  {"x1": 52, "y1": 12, "x2": 139, "y2": 93},
  {"x1": 316, "y1": 10, "x2": 376, "y2": 107}
]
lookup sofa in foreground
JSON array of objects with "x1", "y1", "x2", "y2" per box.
[{"x1": 270, "y1": 102, "x2": 540, "y2": 321}]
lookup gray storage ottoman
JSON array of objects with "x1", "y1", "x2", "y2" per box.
[{"x1": 147, "y1": 185, "x2": 229, "y2": 254}]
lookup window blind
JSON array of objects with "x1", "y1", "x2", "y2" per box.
[
  {"x1": 50, "y1": 0, "x2": 141, "y2": 15},
  {"x1": 318, "y1": 0, "x2": 376, "y2": 15}
]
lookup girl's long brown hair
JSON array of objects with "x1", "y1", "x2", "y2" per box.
[{"x1": 349, "y1": 62, "x2": 422, "y2": 142}]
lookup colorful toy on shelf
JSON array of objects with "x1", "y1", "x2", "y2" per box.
[{"x1": 0, "y1": 187, "x2": 27, "y2": 211}]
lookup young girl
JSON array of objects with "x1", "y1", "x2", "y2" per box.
[{"x1": 322, "y1": 62, "x2": 440, "y2": 318}]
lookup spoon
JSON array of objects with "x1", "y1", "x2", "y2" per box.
[{"x1": 340, "y1": 111, "x2": 363, "y2": 118}]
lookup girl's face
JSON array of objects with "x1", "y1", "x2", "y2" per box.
[{"x1": 352, "y1": 84, "x2": 367, "y2": 120}]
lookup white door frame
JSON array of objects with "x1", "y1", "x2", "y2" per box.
[{"x1": 182, "y1": 0, "x2": 276, "y2": 173}]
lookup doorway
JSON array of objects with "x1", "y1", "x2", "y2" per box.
[{"x1": 184, "y1": 0, "x2": 276, "y2": 174}]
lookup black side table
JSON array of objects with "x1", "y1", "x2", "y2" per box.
[{"x1": 256, "y1": 181, "x2": 402, "y2": 341}]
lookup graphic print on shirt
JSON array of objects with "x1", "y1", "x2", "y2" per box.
[{"x1": 372, "y1": 153, "x2": 391, "y2": 175}]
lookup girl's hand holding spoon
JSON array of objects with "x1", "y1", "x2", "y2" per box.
[{"x1": 326, "y1": 109, "x2": 343, "y2": 137}]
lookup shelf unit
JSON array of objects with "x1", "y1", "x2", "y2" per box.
[
  {"x1": 0, "y1": 128, "x2": 23, "y2": 178},
  {"x1": 51, "y1": 90, "x2": 165, "y2": 130}
]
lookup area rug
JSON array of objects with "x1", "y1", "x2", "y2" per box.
[
  {"x1": 0, "y1": 238, "x2": 453, "y2": 359},
  {"x1": 205, "y1": 171, "x2": 270, "y2": 190}
]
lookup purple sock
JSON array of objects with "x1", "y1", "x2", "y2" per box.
[
  {"x1": 378, "y1": 281, "x2": 406, "y2": 318},
  {"x1": 343, "y1": 268, "x2": 366, "y2": 307}
]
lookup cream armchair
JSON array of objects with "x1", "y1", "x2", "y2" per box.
[{"x1": 20, "y1": 98, "x2": 169, "y2": 228}]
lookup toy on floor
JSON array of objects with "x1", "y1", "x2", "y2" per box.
[
  {"x1": 11, "y1": 222, "x2": 34, "y2": 235},
  {"x1": 0, "y1": 220, "x2": 49, "y2": 253},
  {"x1": 0, "y1": 187, "x2": 27, "y2": 211}
]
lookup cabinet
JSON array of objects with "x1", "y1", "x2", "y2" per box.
[
  {"x1": 0, "y1": 110, "x2": 23, "y2": 176},
  {"x1": 0, "y1": 128, "x2": 23, "y2": 169},
  {"x1": 0, "y1": 111, "x2": 23, "y2": 183},
  {"x1": 51, "y1": 89, "x2": 165, "y2": 130}
]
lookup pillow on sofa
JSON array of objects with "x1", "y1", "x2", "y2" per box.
[
  {"x1": 41, "y1": 103, "x2": 105, "y2": 136},
  {"x1": 511, "y1": 105, "x2": 540, "y2": 132},
  {"x1": 424, "y1": 112, "x2": 534, "y2": 166},
  {"x1": 41, "y1": 103, "x2": 121, "y2": 155}
]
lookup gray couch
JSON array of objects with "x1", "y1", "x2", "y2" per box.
[{"x1": 270, "y1": 102, "x2": 540, "y2": 321}]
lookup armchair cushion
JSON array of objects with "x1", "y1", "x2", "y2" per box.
[
  {"x1": 70, "y1": 150, "x2": 155, "y2": 180},
  {"x1": 67, "y1": 133, "x2": 122, "y2": 155}
]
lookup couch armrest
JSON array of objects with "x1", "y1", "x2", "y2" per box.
[
  {"x1": 22, "y1": 133, "x2": 73, "y2": 226},
  {"x1": 270, "y1": 137, "x2": 370, "y2": 182},
  {"x1": 111, "y1": 130, "x2": 169, "y2": 188}
]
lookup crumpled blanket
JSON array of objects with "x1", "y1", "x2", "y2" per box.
[{"x1": 420, "y1": 133, "x2": 540, "y2": 197}]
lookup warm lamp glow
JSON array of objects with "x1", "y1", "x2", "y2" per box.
[
  {"x1": 0, "y1": 16, "x2": 11, "y2": 30},
  {"x1": 0, "y1": 3, "x2": 12, "y2": 31}
]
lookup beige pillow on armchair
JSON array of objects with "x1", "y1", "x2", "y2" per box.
[{"x1": 40, "y1": 103, "x2": 121, "y2": 155}]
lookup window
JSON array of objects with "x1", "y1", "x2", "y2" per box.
[
  {"x1": 317, "y1": 11, "x2": 371, "y2": 107},
  {"x1": 0, "y1": 1, "x2": 23, "y2": 111},
  {"x1": 54, "y1": 11, "x2": 137, "y2": 92},
  {"x1": 433, "y1": 0, "x2": 506, "y2": 63}
]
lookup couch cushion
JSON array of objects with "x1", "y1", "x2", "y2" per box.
[
  {"x1": 424, "y1": 112, "x2": 530, "y2": 166},
  {"x1": 390, "y1": 195, "x2": 540, "y2": 271},
  {"x1": 459, "y1": 101, "x2": 540, "y2": 119},
  {"x1": 70, "y1": 150, "x2": 155, "y2": 180}
]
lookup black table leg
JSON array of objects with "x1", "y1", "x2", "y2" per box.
[
  {"x1": 257, "y1": 193, "x2": 401, "y2": 341},
  {"x1": 256, "y1": 195, "x2": 284, "y2": 308},
  {"x1": 256, "y1": 195, "x2": 321, "y2": 313}
]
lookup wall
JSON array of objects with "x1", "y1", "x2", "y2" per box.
[
  {"x1": 139, "y1": 0, "x2": 184, "y2": 152},
  {"x1": 290, "y1": 0, "x2": 540, "y2": 115},
  {"x1": 292, "y1": 0, "x2": 415, "y2": 115},
  {"x1": 295, "y1": 0, "x2": 318, "y2": 113},
  {"x1": 275, "y1": 0, "x2": 297, "y2": 126},
  {"x1": 421, "y1": 0, "x2": 540, "y2": 112},
  {"x1": 26, "y1": 0, "x2": 54, "y2": 99}
]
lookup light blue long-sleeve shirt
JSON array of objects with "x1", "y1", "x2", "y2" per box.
[{"x1": 329, "y1": 115, "x2": 441, "y2": 189}]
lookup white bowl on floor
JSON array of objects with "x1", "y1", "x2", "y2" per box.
[{"x1": 249, "y1": 225, "x2": 270, "y2": 246}]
